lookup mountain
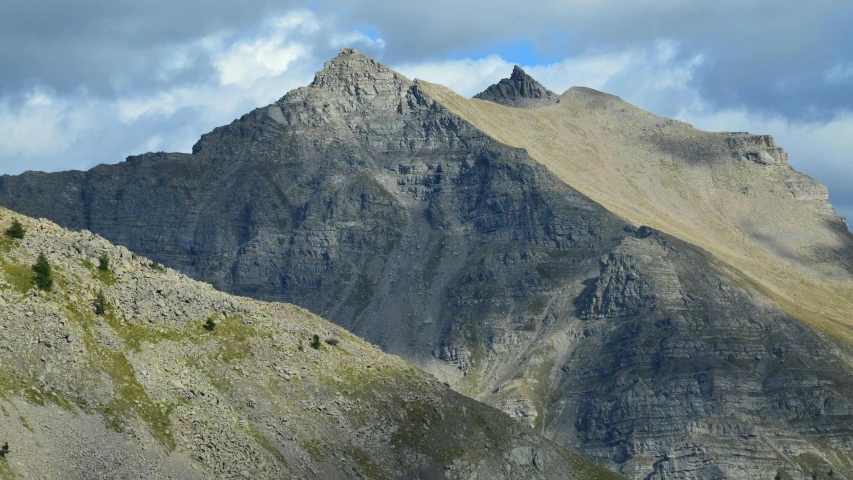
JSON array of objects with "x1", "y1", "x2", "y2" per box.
[
  {"x1": 0, "y1": 209, "x2": 620, "y2": 480},
  {"x1": 472, "y1": 65, "x2": 560, "y2": 108},
  {"x1": 1, "y1": 48, "x2": 852, "y2": 479}
]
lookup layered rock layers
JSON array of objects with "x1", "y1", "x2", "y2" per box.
[{"x1": 1, "y1": 49, "x2": 853, "y2": 479}]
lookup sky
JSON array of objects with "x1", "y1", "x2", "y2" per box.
[{"x1": 0, "y1": 1, "x2": 851, "y2": 228}]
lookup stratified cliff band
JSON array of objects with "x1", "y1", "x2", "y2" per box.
[{"x1": 1, "y1": 49, "x2": 852, "y2": 479}]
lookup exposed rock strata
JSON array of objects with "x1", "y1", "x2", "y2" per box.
[
  {"x1": 1, "y1": 50, "x2": 853, "y2": 479},
  {"x1": 473, "y1": 65, "x2": 560, "y2": 108},
  {"x1": 0, "y1": 209, "x2": 620, "y2": 480}
]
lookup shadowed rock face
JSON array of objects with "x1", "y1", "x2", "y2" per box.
[
  {"x1": 473, "y1": 65, "x2": 561, "y2": 108},
  {"x1": 0, "y1": 209, "x2": 620, "y2": 480},
  {"x1": 1, "y1": 49, "x2": 853, "y2": 479}
]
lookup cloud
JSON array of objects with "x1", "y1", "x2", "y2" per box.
[
  {"x1": 394, "y1": 55, "x2": 510, "y2": 97},
  {"x1": 320, "y1": 0, "x2": 853, "y2": 120},
  {"x1": 0, "y1": 3, "x2": 849, "y2": 230},
  {"x1": 395, "y1": 43, "x2": 853, "y2": 230},
  {"x1": 826, "y1": 64, "x2": 853, "y2": 84},
  {"x1": 0, "y1": 10, "x2": 326, "y2": 175}
]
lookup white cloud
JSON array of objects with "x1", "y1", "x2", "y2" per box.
[
  {"x1": 214, "y1": 40, "x2": 308, "y2": 86},
  {"x1": 0, "y1": 18, "x2": 849, "y2": 233},
  {"x1": 394, "y1": 43, "x2": 852, "y2": 229},
  {"x1": 394, "y1": 55, "x2": 510, "y2": 97},
  {"x1": 211, "y1": 11, "x2": 319, "y2": 87},
  {"x1": 0, "y1": 95, "x2": 95, "y2": 161},
  {"x1": 825, "y1": 63, "x2": 853, "y2": 84},
  {"x1": 330, "y1": 31, "x2": 386, "y2": 51}
]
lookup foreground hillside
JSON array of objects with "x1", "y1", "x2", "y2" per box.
[
  {"x1": 0, "y1": 209, "x2": 620, "y2": 479},
  {"x1": 1, "y1": 49, "x2": 852, "y2": 479}
]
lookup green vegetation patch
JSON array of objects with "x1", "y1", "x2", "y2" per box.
[
  {"x1": 344, "y1": 443, "x2": 389, "y2": 479},
  {"x1": 33, "y1": 253, "x2": 53, "y2": 292},
  {"x1": 82, "y1": 259, "x2": 117, "y2": 286},
  {"x1": 247, "y1": 423, "x2": 288, "y2": 468},
  {"x1": 301, "y1": 438, "x2": 329, "y2": 462},
  {"x1": 64, "y1": 304, "x2": 176, "y2": 450},
  {"x1": 0, "y1": 258, "x2": 34, "y2": 293},
  {"x1": 5, "y1": 219, "x2": 25, "y2": 240}
]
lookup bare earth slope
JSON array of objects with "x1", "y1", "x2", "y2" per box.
[
  {"x1": 0, "y1": 209, "x2": 619, "y2": 480},
  {"x1": 1, "y1": 50, "x2": 853, "y2": 479}
]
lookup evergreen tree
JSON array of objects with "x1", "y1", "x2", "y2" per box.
[
  {"x1": 32, "y1": 253, "x2": 53, "y2": 292},
  {"x1": 98, "y1": 253, "x2": 110, "y2": 272},
  {"x1": 5, "y1": 219, "x2": 24, "y2": 239},
  {"x1": 93, "y1": 290, "x2": 107, "y2": 315}
]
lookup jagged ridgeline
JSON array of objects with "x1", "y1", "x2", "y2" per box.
[
  {"x1": 0, "y1": 210, "x2": 621, "y2": 479},
  {"x1": 1, "y1": 48, "x2": 853, "y2": 479}
]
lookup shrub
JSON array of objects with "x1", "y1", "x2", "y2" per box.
[
  {"x1": 32, "y1": 253, "x2": 53, "y2": 292},
  {"x1": 203, "y1": 316, "x2": 216, "y2": 331},
  {"x1": 325, "y1": 338, "x2": 339, "y2": 347},
  {"x1": 98, "y1": 253, "x2": 110, "y2": 272},
  {"x1": 93, "y1": 290, "x2": 108, "y2": 315},
  {"x1": 297, "y1": 339, "x2": 304, "y2": 352},
  {"x1": 0, "y1": 441, "x2": 7, "y2": 457},
  {"x1": 148, "y1": 261, "x2": 165, "y2": 272},
  {"x1": 5, "y1": 219, "x2": 24, "y2": 239},
  {"x1": 310, "y1": 334, "x2": 321, "y2": 350}
]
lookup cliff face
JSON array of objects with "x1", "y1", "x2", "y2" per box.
[
  {"x1": 0, "y1": 209, "x2": 619, "y2": 480},
  {"x1": 1, "y1": 49, "x2": 853, "y2": 479}
]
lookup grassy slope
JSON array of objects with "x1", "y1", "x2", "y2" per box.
[{"x1": 420, "y1": 81, "x2": 853, "y2": 344}]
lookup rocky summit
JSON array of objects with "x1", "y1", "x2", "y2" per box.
[
  {"x1": 1, "y1": 48, "x2": 853, "y2": 479},
  {"x1": 0, "y1": 209, "x2": 620, "y2": 480},
  {"x1": 473, "y1": 65, "x2": 561, "y2": 108}
]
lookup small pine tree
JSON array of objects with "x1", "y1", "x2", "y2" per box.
[
  {"x1": 98, "y1": 253, "x2": 110, "y2": 272},
  {"x1": 32, "y1": 253, "x2": 53, "y2": 292},
  {"x1": 297, "y1": 339, "x2": 304, "y2": 352},
  {"x1": 5, "y1": 219, "x2": 24, "y2": 239},
  {"x1": 204, "y1": 316, "x2": 216, "y2": 331},
  {"x1": 0, "y1": 441, "x2": 8, "y2": 457},
  {"x1": 93, "y1": 290, "x2": 107, "y2": 315},
  {"x1": 775, "y1": 473, "x2": 782, "y2": 480},
  {"x1": 310, "y1": 334, "x2": 321, "y2": 350}
]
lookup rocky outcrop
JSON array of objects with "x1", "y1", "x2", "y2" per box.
[
  {"x1": 548, "y1": 230, "x2": 853, "y2": 479},
  {"x1": 1, "y1": 50, "x2": 853, "y2": 479},
  {"x1": 473, "y1": 65, "x2": 560, "y2": 108},
  {"x1": 723, "y1": 133, "x2": 789, "y2": 166},
  {"x1": 0, "y1": 209, "x2": 622, "y2": 480}
]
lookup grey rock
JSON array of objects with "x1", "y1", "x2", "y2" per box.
[
  {"x1": 0, "y1": 49, "x2": 852, "y2": 479},
  {"x1": 473, "y1": 65, "x2": 561, "y2": 108},
  {"x1": 0, "y1": 210, "x2": 616, "y2": 480}
]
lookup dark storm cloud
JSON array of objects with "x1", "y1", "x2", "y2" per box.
[{"x1": 0, "y1": 0, "x2": 311, "y2": 97}]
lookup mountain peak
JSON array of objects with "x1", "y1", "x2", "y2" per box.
[
  {"x1": 309, "y1": 47, "x2": 410, "y2": 94},
  {"x1": 473, "y1": 65, "x2": 560, "y2": 109}
]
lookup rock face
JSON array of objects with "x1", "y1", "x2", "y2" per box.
[
  {"x1": 1, "y1": 49, "x2": 853, "y2": 479},
  {"x1": 473, "y1": 65, "x2": 560, "y2": 108},
  {"x1": 0, "y1": 209, "x2": 621, "y2": 480}
]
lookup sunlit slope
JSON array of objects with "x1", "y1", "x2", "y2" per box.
[{"x1": 420, "y1": 81, "x2": 853, "y2": 340}]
